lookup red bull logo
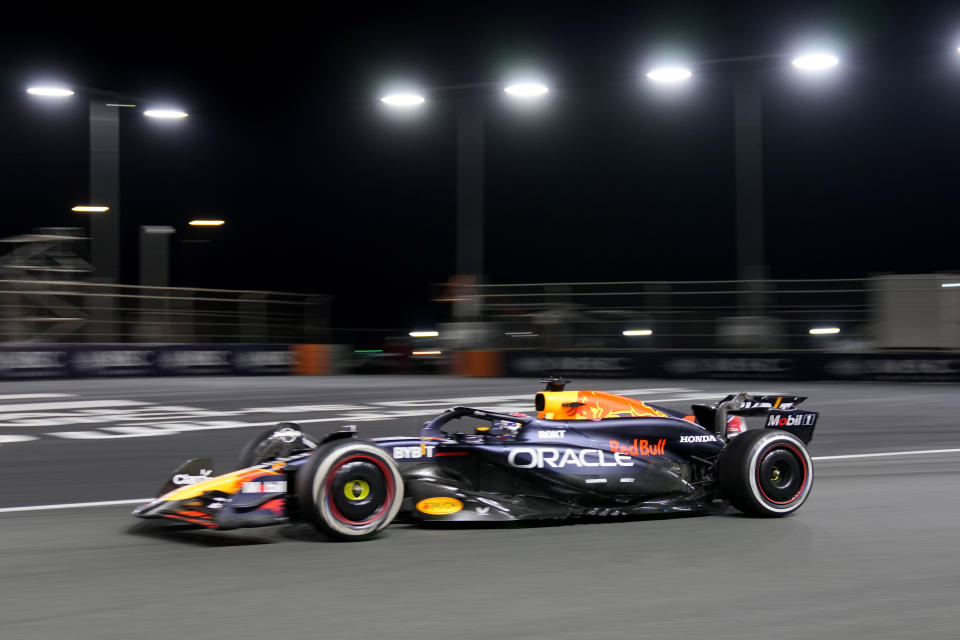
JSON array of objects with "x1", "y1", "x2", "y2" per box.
[{"x1": 608, "y1": 439, "x2": 666, "y2": 456}]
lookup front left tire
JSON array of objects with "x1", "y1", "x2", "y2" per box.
[{"x1": 295, "y1": 439, "x2": 404, "y2": 541}]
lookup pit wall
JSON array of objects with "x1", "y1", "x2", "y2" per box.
[
  {"x1": 456, "y1": 350, "x2": 960, "y2": 382},
  {"x1": 0, "y1": 345, "x2": 346, "y2": 379}
]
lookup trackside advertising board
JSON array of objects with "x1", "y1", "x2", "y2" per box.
[
  {"x1": 0, "y1": 345, "x2": 293, "y2": 379},
  {"x1": 503, "y1": 351, "x2": 960, "y2": 382}
]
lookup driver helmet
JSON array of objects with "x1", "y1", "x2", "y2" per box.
[{"x1": 492, "y1": 413, "x2": 528, "y2": 437}]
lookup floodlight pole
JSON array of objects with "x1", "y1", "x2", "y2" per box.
[
  {"x1": 89, "y1": 98, "x2": 120, "y2": 283},
  {"x1": 88, "y1": 97, "x2": 121, "y2": 340},
  {"x1": 454, "y1": 100, "x2": 484, "y2": 319},
  {"x1": 733, "y1": 75, "x2": 766, "y2": 314}
]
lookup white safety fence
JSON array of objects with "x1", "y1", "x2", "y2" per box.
[
  {"x1": 438, "y1": 274, "x2": 960, "y2": 351},
  {"x1": 0, "y1": 279, "x2": 329, "y2": 344}
]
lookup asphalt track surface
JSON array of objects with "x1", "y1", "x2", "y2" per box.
[{"x1": 1, "y1": 376, "x2": 958, "y2": 639}]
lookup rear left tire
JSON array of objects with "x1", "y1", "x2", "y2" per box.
[{"x1": 718, "y1": 429, "x2": 813, "y2": 517}]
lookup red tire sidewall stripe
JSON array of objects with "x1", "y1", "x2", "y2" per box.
[
  {"x1": 323, "y1": 454, "x2": 396, "y2": 526},
  {"x1": 756, "y1": 443, "x2": 809, "y2": 505}
]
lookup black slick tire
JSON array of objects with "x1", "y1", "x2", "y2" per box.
[
  {"x1": 718, "y1": 429, "x2": 813, "y2": 517},
  {"x1": 295, "y1": 439, "x2": 404, "y2": 541},
  {"x1": 237, "y1": 423, "x2": 318, "y2": 469}
]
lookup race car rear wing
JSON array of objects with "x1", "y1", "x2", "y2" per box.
[{"x1": 692, "y1": 393, "x2": 817, "y2": 443}]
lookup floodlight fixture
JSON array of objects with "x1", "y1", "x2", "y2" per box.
[
  {"x1": 144, "y1": 109, "x2": 189, "y2": 119},
  {"x1": 645, "y1": 67, "x2": 692, "y2": 83},
  {"x1": 941, "y1": 282, "x2": 960, "y2": 288},
  {"x1": 409, "y1": 330, "x2": 439, "y2": 338},
  {"x1": 622, "y1": 329, "x2": 653, "y2": 336},
  {"x1": 809, "y1": 327, "x2": 840, "y2": 335},
  {"x1": 72, "y1": 205, "x2": 110, "y2": 212},
  {"x1": 27, "y1": 86, "x2": 75, "y2": 97},
  {"x1": 791, "y1": 54, "x2": 839, "y2": 71},
  {"x1": 504, "y1": 83, "x2": 549, "y2": 98},
  {"x1": 188, "y1": 219, "x2": 225, "y2": 226},
  {"x1": 380, "y1": 93, "x2": 426, "y2": 107}
]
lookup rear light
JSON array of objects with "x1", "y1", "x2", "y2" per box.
[{"x1": 726, "y1": 415, "x2": 746, "y2": 437}]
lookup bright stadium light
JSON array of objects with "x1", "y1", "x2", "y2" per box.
[
  {"x1": 188, "y1": 219, "x2": 225, "y2": 226},
  {"x1": 380, "y1": 93, "x2": 426, "y2": 107},
  {"x1": 27, "y1": 86, "x2": 74, "y2": 97},
  {"x1": 809, "y1": 327, "x2": 840, "y2": 335},
  {"x1": 411, "y1": 350, "x2": 442, "y2": 356},
  {"x1": 623, "y1": 329, "x2": 653, "y2": 336},
  {"x1": 72, "y1": 205, "x2": 110, "y2": 212},
  {"x1": 646, "y1": 67, "x2": 692, "y2": 83},
  {"x1": 409, "y1": 330, "x2": 439, "y2": 338},
  {"x1": 941, "y1": 282, "x2": 960, "y2": 288},
  {"x1": 504, "y1": 83, "x2": 549, "y2": 98},
  {"x1": 791, "y1": 54, "x2": 839, "y2": 71},
  {"x1": 144, "y1": 109, "x2": 189, "y2": 119}
]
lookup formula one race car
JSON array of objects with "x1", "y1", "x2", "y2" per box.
[{"x1": 133, "y1": 379, "x2": 818, "y2": 541}]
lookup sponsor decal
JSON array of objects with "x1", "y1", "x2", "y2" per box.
[
  {"x1": 241, "y1": 480, "x2": 287, "y2": 493},
  {"x1": 664, "y1": 358, "x2": 793, "y2": 376},
  {"x1": 272, "y1": 427, "x2": 301, "y2": 444},
  {"x1": 233, "y1": 350, "x2": 293, "y2": 369},
  {"x1": 608, "y1": 439, "x2": 666, "y2": 456},
  {"x1": 507, "y1": 447, "x2": 634, "y2": 469},
  {"x1": 619, "y1": 477, "x2": 635, "y2": 483},
  {"x1": 392, "y1": 445, "x2": 436, "y2": 459},
  {"x1": 826, "y1": 359, "x2": 960, "y2": 377},
  {"x1": 416, "y1": 497, "x2": 463, "y2": 515},
  {"x1": 172, "y1": 469, "x2": 213, "y2": 485},
  {"x1": 0, "y1": 350, "x2": 68, "y2": 376},
  {"x1": 158, "y1": 350, "x2": 232, "y2": 369},
  {"x1": 513, "y1": 356, "x2": 633, "y2": 374},
  {"x1": 73, "y1": 350, "x2": 153, "y2": 371},
  {"x1": 537, "y1": 429, "x2": 565, "y2": 439},
  {"x1": 584, "y1": 478, "x2": 607, "y2": 484},
  {"x1": 679, "y1": 434, "x2": 718, "y2": 443},
  {"x1": 474, "y1": 506, "x2": 490, "y2": 515},
  {"x1": 766, "y1": 413, "x2": 817, "y2": 427}
]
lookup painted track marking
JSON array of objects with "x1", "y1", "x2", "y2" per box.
[
  {"x1": 811, "y1": 448, "x2": 960, "y2": 461},
  {"x1": 0, "y1": 499, "x2": 150, "y2": 513},
  {"x1": 0, "y1": 399, "x2": 146, "y2": 413},
  {"x1": 0, "y1": 394, "x2": 74, "y2": 401},
  {"x1": 2, "y1": 448, "x2": 958, "y2": 514}
]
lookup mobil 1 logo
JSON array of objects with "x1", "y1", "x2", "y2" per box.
[
  {"x1": 765, "y1": 409, "x2": 818, "y2": 444},
  {"x1": 766, "y1": 411, "x2": 817, "y2": 428}
]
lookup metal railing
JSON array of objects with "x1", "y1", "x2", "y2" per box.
[
  {"x1": 443, "y1": 275, "x2": 960, "y2": 351},
  {"x1": 0, "y1": 279, "x2": 330, "y2": 344}
]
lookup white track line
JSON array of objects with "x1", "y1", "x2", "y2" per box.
[
  {"x1": 0, "y1": 393, "x2": 74, "y2": 401},
  {"x1": 0, "y1": 399, "x2": 146, "y2": 413},
  {"x1": 0, "y1": 499, "x2": 150, "y2": 513},
  {"x1": 812, "y1": 448, "x2": 960, "y2": 461},
  {"x1": 2, "y1": 448, "x2": 959, "y2": 514}
]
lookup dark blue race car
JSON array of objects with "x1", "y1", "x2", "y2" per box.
[{"x1": 133, "y1": 379, "x2": 818, "y2": 540}]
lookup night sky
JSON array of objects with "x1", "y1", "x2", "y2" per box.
[{"x1": 2, "y1": 2, "x2": 959, "y2": 334}]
